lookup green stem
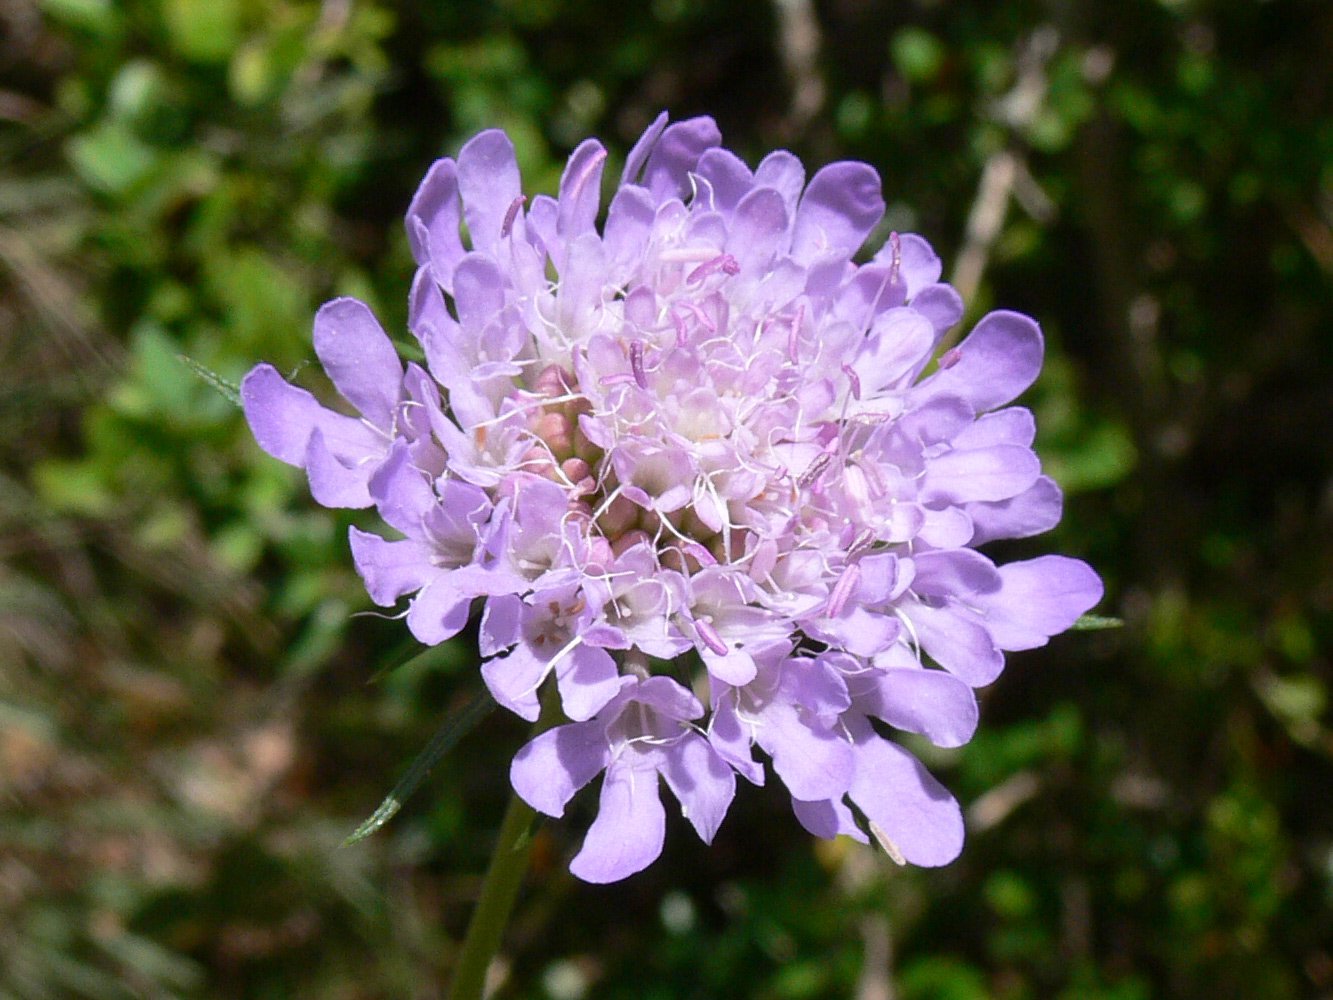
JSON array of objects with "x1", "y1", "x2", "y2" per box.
[{"x1": 446, "y1": 688, "x2": 561, "y2": 1000}]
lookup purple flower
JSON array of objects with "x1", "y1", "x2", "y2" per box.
[
  {"x1": 243, "y1": 112, "x2": 1104, "y2": 881},
  {"x1": 511, "y1": 673, "x2": 735, "y2": 883},
  {"x1": 242, "y1": 299, "x2": 446, "y2": 507}
]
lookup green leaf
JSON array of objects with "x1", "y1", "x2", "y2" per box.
[
  {"x1": 891, "y1": 27, "x2": 945, "y2": 85},
  {"x1": 343, "y1": 690, "x2": 497, "y2": 846},
  {"x1": 163, "y1": 0, "x2": 241, "y2": 64},
  {"x1": 39, "y1": 0, "x2": 114, "y2": 33},
  {"x1": 66, "y1": 123, "x2": 157, "y2": 194}
]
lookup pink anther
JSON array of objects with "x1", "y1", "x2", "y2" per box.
[
  {"x1": 825, "y1": 563, "x2": 862, "y2": 618},
  {"x1": 687, "y1": 253, "x2": 741, "y2": 285},
  {"x1": 500, "y1": 195, "x2": 528, "y2": 239},
  {"x1": 695, "y1": 618, "x2": 730, "y2": 657},
  {"x1": 841, "y1": 363, "x2": 862, "y2": 400},
  {"x1": 630, "y1": 341, "x2": 648, "y2": 389}
]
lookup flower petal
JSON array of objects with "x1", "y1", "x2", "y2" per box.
[
  {"x1": 966, "y1": 475, "x2": 1064, "y2": 545},
  {"x1": 240, "y1": 364, "x2": 340, "y2": 466},
  {"x1": 604, "y1": 185, "x2": 658, "y2": 278},
  {"x1": 907, "y1": 599, "x2": 1005, "y2": 687},
  {"x1": 701, "y1": 646, "x2": 759, "y2": 686},
  {"x1": 978, "y1": 556, "x2": 1104, "y2": 650},
  {"x1": 726, "y1": 188, "x2": 790, "y2": 274},
  {"x1": 367, "y1": 439, "x2": 436, "y2": 538},
  {"x1": 853, "y1": 308, "x2": 937, "y2": 397},
  {"x1": 910, "y1": 549, "x2": 1002, "y2": 599},
  {"x1": 920, "y1": 310, "x2": 1044, "y2": 413},
  {"x1": 305, "y1": 427, "x2": 374, "y2": 508},
  {"x1": 754, "y1": 150, "x2": 806, "y2": 219},
  {"x1": 406, "y1": 158, "x2": 465, "y2": 291},
  {"x1": 921, "y1": 444, "x2": 1042, "y2": 505},
  {"x1": 457, "y1": 129, "x2": 524, "y2": 254},
  {"x1": 348, "y1": 528, "x2": 432, "y2": 606},
  {"x1": 792, "y1": 161, "x2": 885, "y2": 264},
  {"x1": 659, "y1": 732, "x2": 736, "y2": 844},
  {"x1": 558, "y1": 138, "x2": 608, "y2": 240},
  {"x1": 555, "y1": 643, "x2": 623, "y2": 722},
  {"x1": 405, "y1": 576, "x2": 473, "y2": 645},
  {"x1": 480, "y1": 643, "x2": 548, "y2": 722},
  {"x1": 479, "y1": 594, "x2": 523, "y2": 656},
  {"x1": 952, "y1": 407, "x2": 1037, "y2": 450},
  {"x1": 511, "y1": 720, "x2": 612, "y2": 817},
  {"x1": 706, "y1": 689, "x2": 765, "y2": 786},
  {"x1": 313, "y1": 298, "x2": 403, "y2": 431},
  {"x1": 860, "y1": 667, "x2": 979, "y2": 748},
  {"x1": 620, "y1": 111, "x2": 668, "y2": 188},
  {"x1": 695, "y1": 146, "x2": 755, "y2": 214},
  {"x1": 898, "y1": 233, "x2": 944, "y2": 297},
  {"x1": 634, "y1": 675, "x2": 704, "y2": 721},
  {"x1": 910, "y1": 282, "x2": 964, "y2": 333},
  {"x1": 813, "y1": 606, "x2": 902, "y2": 659},
  {"x1": 570, "y1": 759, "x2": 667, "y2": 883},
  {"x1": 778, "y1": 656, "x2": 851, "y2": 720},
  {"x1": 451, "y1": 253, "x2": 508, "y2": 337},
  {"x1": 847, "y1": 720, "x2": 965, "y2": 867},
  {"x1": 756, "y1": 699, "x2": 854, "y2": 802},
  {"x1": 640, "y1": 116, "x2": 721, "y2": 203},
  {"x1": 791, "y1": 796, "x2": 866, "y2": 842}
]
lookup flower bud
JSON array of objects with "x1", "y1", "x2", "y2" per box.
[
  {"x1": 536, "y1": 411, "x2": 575, "y2": 461},
  {"x1": 561, "y1": 458, "x2": 594, "y2": 492},
  {"x1": 611, "y1": 529, "x2": 652, "y2": 556},
  {"x1": 598, "y1": 492, "x2": 639, "y2": 539}
]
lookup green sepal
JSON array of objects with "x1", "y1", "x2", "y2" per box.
[
  {"x1": 1071, "y1": 614, "x2": 1123, "y2": 630},
  {"x1": 178, "y1": 355, "x2": 241, "y2": 407}
]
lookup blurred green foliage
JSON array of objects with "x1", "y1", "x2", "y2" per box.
[{"x1": 3, "y1": 0, "x2": 1332, "y2": 997}]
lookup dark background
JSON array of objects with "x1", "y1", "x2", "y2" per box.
[{"x1": 3, "y1": 0, "x2": 1332, "y2": 996}]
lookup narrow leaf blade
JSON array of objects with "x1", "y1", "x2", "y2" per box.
[{"x1": 343, "y1": 689, "x2": 497, "y2": 846}]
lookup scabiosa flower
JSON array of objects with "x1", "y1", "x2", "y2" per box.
[{"x1": 242, "y1": 112, "x2": 1103, "y2": 883}]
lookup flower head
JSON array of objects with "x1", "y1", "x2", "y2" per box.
[{"x1": 242, "y1": 112, "x2": 1103, "y2": 882}]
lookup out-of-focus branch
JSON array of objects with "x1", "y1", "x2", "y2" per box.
[
  {"x1": 949, "y1": 152, "x2": 1056, "y2": 316},
  {"x1": 0, "y1": 90, "x2": 44, "y2": 123},
  {"x1": 948, "y1": 150, "x2": 1017, "y2": 315},
  {"x1": 968, "y1": 769, "x2": 1041, "y2": 831},
  {"x1": 855, "y1": 912, "x2": 895, "y2": 1000},
  {"x1": 1285, "y1": 203, "x2": 1333, "y2": 274},
  {"x1": 943, "y1": 28, "x2": 1059, "y2": 340},
  {"x1": 772, "y1": 0, "x2": 824, "y2": 137},
  {"x1": 830, "y1": 837, "x2": 900, "y2": 1000}
]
